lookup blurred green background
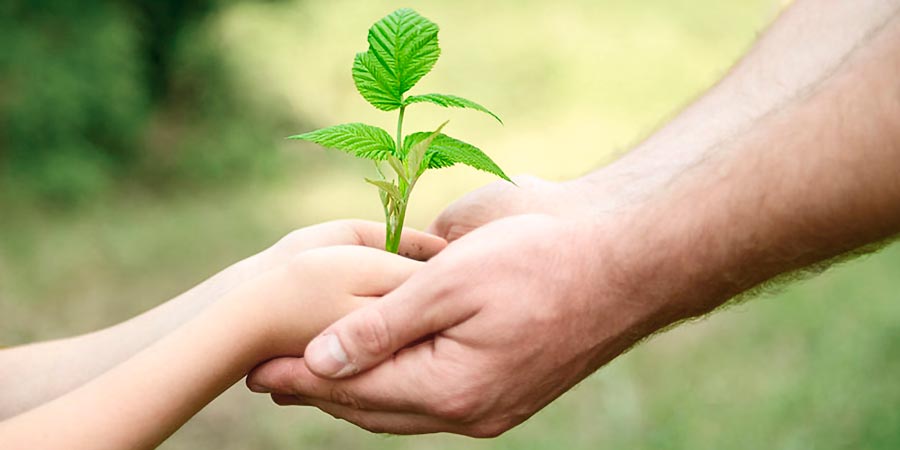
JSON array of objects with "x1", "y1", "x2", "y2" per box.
[{"x1": 2, "y1": 0, "x2": 899, "y2": 449}]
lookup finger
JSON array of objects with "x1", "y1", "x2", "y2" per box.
[
  {"x1": 270, "y1": 394, "x2": 497, "y2": 437},
  {"x1": 280, "y1": 395, "x2": 457, "y2": 435},
  {"x1": 427, "y1": 218, "x2": 478, "y2": 243},
  {"x1": 294, "y1": 245, "x2": 425, "y2": 297},
  {"x1": 247, "y1": 342, "x2": 439, "y2": 414},
  {"x1": 270, "y1": 393, "x2": 304, "y2": 405},
  {"x1": 427, "y1": 175, "x2": 544, "y2": 241},
  {"x1": 426, "y1": 199, "x2": 479, "y2": 241},
  {"x1": 339, "y1": 220, "x2": 447, "y2": 260},
  {"x1": 274, "y1": 220, "x2": 447, "y2": 261},
  {"x1": 302, "y1": 260, "x2": 479, "y2": 378},
  {"x1": 425, "y1": 182, "x2": 510, "y2": 242},
  {"x1": 425, "y1": 208, "x2": 450, "y2": 239}
]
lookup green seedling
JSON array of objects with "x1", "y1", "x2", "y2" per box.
[{"x1": 289, "y1": 8, "x2": 510, "y2": 253}]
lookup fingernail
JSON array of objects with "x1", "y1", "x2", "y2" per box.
[
  {"x1": 248, "y1": 384, "x2": 270, "y2": 394},
  {"x1": 306, "y1": 333, "x2": 354, "y2": 377}
]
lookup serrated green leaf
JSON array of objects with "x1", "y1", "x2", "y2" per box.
[
  {"x1": 427, "y1": 150, "x2": 455, "y2": 169},
  {"x1": 288, "y1": 123, "x2": 396, "y2": 160},
  {"x1": 435, "y1": 135, "x2": 511, "y2": 181},
  {"x1": 402, "y1": 131, "x2": 430, "y2": 155},
  {"x1": 352, "y1": 52, "x2": 404, "y2": 111},
  {"x1": 404, "y1": 94, "x2": 502, "y2": 123},
  {"x1": 430, "y1": 135, "x2": 510, "y2": 181},
  {"x1": 402, "y1": 132, "x2": 510, "y2": 181},
  {"x1": 353, "y1": 8, "x2": 440, "y2": 110}
]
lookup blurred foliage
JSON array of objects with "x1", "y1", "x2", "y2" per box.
[{"x1": 0, "y1": 0, "x2": 286, "y2": 205}]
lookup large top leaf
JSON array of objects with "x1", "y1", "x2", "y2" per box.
[
  {"x1": 352, "y1": 53, "x2": 404, "y2": 111},
  {"x1": 353, "y1": 8, "x2": 441, "y2": 111}
]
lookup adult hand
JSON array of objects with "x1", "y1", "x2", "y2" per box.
[
  {"x1": 247, "y1": 211, "x2": 671, "y2": 437},
  {"x1": 247, "y1": 0, "x2": 900, "y2": 439},
  {"x1": 426, "y1": 175, "x2": 593, "y2": 241}
]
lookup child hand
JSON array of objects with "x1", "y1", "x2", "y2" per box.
[
  {"x1": 223, "y1": 221, "x2": 446, "y2": 362},
  {"x1": 258, "y1": 245, "x2": 430, "y2": 358},
  {"x1": 259, "y1": 220, "x2": 447, "y2": 271}
]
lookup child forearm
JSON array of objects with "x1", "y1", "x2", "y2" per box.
[
  {"x1": 0, "y1": 253, "x2": 267, "y2": 419},
  {"x1": 0, "y1": 265, "x2": 355, "y2": 450}
]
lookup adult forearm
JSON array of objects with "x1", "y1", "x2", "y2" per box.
[
  {"x1": 613, "y1": 8, "x2": 900, "y2": 324},
  {"x1": 576, "y1": 0, "x2": 900, "y2": 209}
]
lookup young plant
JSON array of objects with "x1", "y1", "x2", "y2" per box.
[{"x1": 289, "y1": 8, "x2": 510, "y2": 253}]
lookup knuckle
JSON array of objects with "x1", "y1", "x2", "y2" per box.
[
  {"x1": 273, "y1": 228, "x2": 310, "y2": 257},
  {"x1": 328, "y1": 386, "x2": 363, "y2": 410},
  {"x1": 285, "y1": 360, "x2": 312, "y2": 394},
  {"x1": 445, "y1": 224, "x2": 475, "y2": 242},
  {"x1": 433, "y1": 389, "x2": 481, "y2": 422},
  {"x1": 330, "y1": 219, "x2": 366, "y2": 242},
  {"x1": 347, "y1": 307, "x2": 393, "y2": 359},
  {"x1": 272, "y1": 219, "x2": 364, "y2": 257}
]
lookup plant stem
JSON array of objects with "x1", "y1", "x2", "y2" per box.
[
  {"x1": 373, "y1": 161, "x2": 387, "y2": 180},
  {"x1": 387, "y1": 198, "x2": 407, "y2": 253},
  {"x1": 395, "y1": 105, "x2": 406, "y2": 155},
  {"x1": 384, "y1": 104, "x2": 408, "y2": 253}
]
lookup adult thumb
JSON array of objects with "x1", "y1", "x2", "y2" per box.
[{"x1": 303, "y1": 265, "x2": 475, "y2": 378}]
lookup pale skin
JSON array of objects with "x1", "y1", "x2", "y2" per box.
[
  {"x1": 0, "y1": 221, "x2": 445, "y2": 449},
  {"x1": 247, "y1": 0, "x2": 900, "y2": 437}
]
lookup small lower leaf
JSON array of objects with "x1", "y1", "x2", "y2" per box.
[
  {"x1": 402, "y1": 132, "x2": 510, "y2": 182},
  {"x1": 428, "y1": 134, "x2": 511, "y2": 181},
  {"x1": 406, "y1": 121, "x2": 448, "y2": 179},
  {"x1": 365, "y1": 178, "x2": 402, "y2": 204},
  {"x1": 387, "y1": 156, "x2": 407, "y2": 183}
]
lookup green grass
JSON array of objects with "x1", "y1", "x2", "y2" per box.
[{"x1": 4, "y1": 0, "x2": 899, "y2": 448}]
